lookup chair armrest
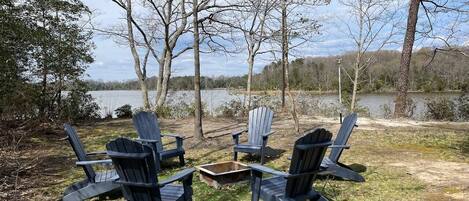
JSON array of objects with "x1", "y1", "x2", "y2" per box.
[
  {"x1": 135, "y1": 138, "x2": 159, "y2": 143},
  {"x1": 86, "y1": 151, "x2": 107, "y2": 156},
  {"x1": 249, "y1": 164, "x2": 289, "y2": 177},
  {"x1": 262, "y1": 131, "x2": 276, "y2": 140},
  {"x1": 232, "y1": 129, "x2": 247, "y2": 137},
  {"x1": 317, "y1": 169, "x2": 335, "y2": 176},
  {"x1": 162, "y1": 134, "x2": 184, "y2": 139},
  {"x1": 232, "y1": 129, "x2": 247, "y2": 145},
  {"x1": 76, "y1": 159, "x2": 113, "y2": 166},
  {"x1": 329, "y1": 145, "x2": 350, "y2": 149},
  {"x1": 162, "y1": 134, "x2": 184, "y2": 150},
  {"x1": 159, "y1": 168, "x2": 196, "y2": 187}
]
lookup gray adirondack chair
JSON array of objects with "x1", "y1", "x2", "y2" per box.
[
  {"x1": 320, "y1": 113, "x2": 365, "y2": 182},
  {"x1": 132, "y1": 111, "x2": 185, "y2": 170},
  {"x1": 63, "y1": 124, "x2": 121, "y2": 201},
  {"x1": 232, "y1": 107, "x2": 275, "y2": 164},
  {"x1": 106, "y1": 138, "x2": 195, "y2": 201},
  {"x1": 249, "y1": 128, "x2": 332, "y2": 201}
]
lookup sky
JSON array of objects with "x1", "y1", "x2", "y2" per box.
[{"x1": 81, "y1": 0, "x2": 468, "y2": 81}]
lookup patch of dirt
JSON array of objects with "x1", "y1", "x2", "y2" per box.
[{"x1": 390, "y1": 160, "x2": 469, "y2": 200}]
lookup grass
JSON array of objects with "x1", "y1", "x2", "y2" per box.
[{"x1": 4, "y1": 116, "x2": 468, "y2": 200}]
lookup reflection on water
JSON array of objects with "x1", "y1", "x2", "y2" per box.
[{"x1": 89, "y1": 90, "x2": 461, "y2": 120}]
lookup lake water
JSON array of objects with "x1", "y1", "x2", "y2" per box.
[{"x1": 89, "y1": 90, "x2": 462, "y2": 120}]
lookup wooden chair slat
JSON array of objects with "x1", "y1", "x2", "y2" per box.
[
  {"x1": 233, "y1": 107, "x2": 274, "y2": 164},
  {"x1": 107, "y1": 138, "x2": 194, "y2": 201},
  {"x1": 63, "y1": 124, "x2": 121, "y2": 201},
  {"x1": 133, "y1": 111, "x2": 185, "y2": 170},
  {"x1": 250, "y1": 128, "x2": 332, "y2": 201},
  {"x1": 320, "y1": 113, "x2": 365, "y2": 182}
]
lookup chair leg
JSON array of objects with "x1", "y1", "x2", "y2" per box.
[
  {"x1": 328, "y1": 163, "x2": 365, "y2": 182},
  {"x1": 260, "y1": 146, "x2": 266, "y2": 164},
  {"x1": 233, "y1": 151, "x2": 238, "y2": 161},
  {"x1": 155, "y1": 155, "x2": 162, "y2": 171},
  {"x1": 182, "y1": 173, "x2": 193, "y2": 201},
  {"x1": 250, "y1": 171, "x2": 262, "y2": 201},
  {"x1": 179, "y1": 154, "x2": 185, "y2": 166}
]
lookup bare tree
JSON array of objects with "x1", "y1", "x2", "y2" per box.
[
  {"x1": 192, "y1": 0, "x2": 204, "y2": 140},
  {"x1": 395, "y1": 0, "x2": 468, "y2": 117},
  {"x1": 105, "y1": 0, "x2": 153, "y2": 110},
  {"x1": 269, "y1": 0, "x2": 326, "y2": 110},
  {"x1": 143, "y1": 0, "x2": 193, "y2": 107},
  {"x1": 338, "y1": 0, "x2": 399, "y2": 112},
  {"x1": 105, "y1": 0, "x2": 192, "y2": 108},
  {"x1": 270, "y1": 0, "x2": 327, "y2": 132},
  {"x1": 190, "y1": 0, "x2": 246, "y2": 140},
  {"x1": 218, "y1": 0, "x2": 277, "y2": 108},
  {"x1": 278, "y1": 0, "x2": 301, "y2": 132}
]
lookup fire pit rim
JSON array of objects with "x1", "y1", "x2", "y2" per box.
[{"x1": 197, "y1": 161, "x2": 250, "y2": 176}]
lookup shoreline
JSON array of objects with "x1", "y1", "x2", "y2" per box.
[{"x1": 87, "y1": 88, "x2": 464, "y2": 95}]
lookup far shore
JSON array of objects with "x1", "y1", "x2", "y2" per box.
[{"x1": 87, "y1": 88, "x2": 464, "y2": 95}]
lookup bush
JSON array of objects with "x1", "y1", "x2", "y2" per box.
[
  {"x1": 115, "y1": 104, "x2": 132, "y2": 118},
  {"x1": 457, "y1": 94, "x2": 469, "y2": 121},
  {"x1": 60, "y1": 81, "x2": 100, "y2": 122},
  {"x1": 153, "y1": 101, "x2": 207, "y2": 119},
  {"x1": 154, "y1": 105, "x2": 172, "y2": 118},
  {"x1": 425, "y1": 98, "x2": 456, "y2": 121},
  {"x1": 380, "y1": 104, "x2": 392, "y2": 119},
  {"x1": 216, "y1": 99, "x2": 248, "y2": 118}
]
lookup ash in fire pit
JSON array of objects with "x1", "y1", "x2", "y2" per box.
[{"x1": 197, "y1": 161, "x2": 250, "y2": 188}]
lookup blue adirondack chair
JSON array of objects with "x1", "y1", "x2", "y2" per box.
[
  {"x1": 63, "y1": 124, "x2": 121, "y2": 201},
  {"x1": 132, "y1": 111, "x2": 185, "y2": 170},
  {"x1": 249, "y1": 128, "x2": 332, "y2": 201},
  {"x1": 232, "y1": 107, "x2": 275, "y2": 164},
  {"x1": 106, "y1": 138, "x2": 195, "y2": 201},
  {"x1": 320, "y1": 113, "x2": 365, "y2": 182}
]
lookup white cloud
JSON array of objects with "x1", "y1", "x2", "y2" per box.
[{"x1": 83, "y1": 0, "x2": 409, "y2": 81}]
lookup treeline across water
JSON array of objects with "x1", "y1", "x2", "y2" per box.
[
  {"x1": 87, "y1": 48, "x2": 469, "y2": 92},
  {"x1": 86, "y1": 76, "x2": 247, "y2": 91}
]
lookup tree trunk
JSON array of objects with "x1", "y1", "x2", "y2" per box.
[
  {"x1": 281, "y1": 0, "x2": 299, "y2": 133},
  {"x1": 351, "y1": 51, "x2": 360, "y2": 111},
  {"x1": 156, "y1": 51, "x2": 172, "y2": 106},
  {"x1": 281, "y1": 0, "x2": 287, "y2": 109},
  {"x1": 140, "y1": 80, "x2": 150, "y2": 110},
  {"x1": 351, "y1": 0, "x2": 364, "y2": 112},
  {"x1": 40, "y1": 67, "x2": 48, "y2": 119},
  {"x1": 351, "y1": 66, "x2": 359, "y2": 112},
  {"x1": 246, "y1": 53, "x2": 254, "y2": 109},
  {"x1": 193, "y1": 0, "x2": 204, "y2": 141},
  {"x1": 155, "y1": 56, "x2": 165, "y2": 105},
  {"x1": 395, "y1": 0, "x2": 420, "y2": 117},
  {"x1": 125, "y1": 0, "x2": 150, "y2": 110}
]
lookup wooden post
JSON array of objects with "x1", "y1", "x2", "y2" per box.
[{"x1": 337, "y1": 58, "x2": 343, "y2": 124}]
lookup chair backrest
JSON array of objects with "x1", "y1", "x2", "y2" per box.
[
  {"x1": 285, "y1": 128, "x2": 332, "y2": 198},
  {"x1": 106, "y1": 138, "x2": 160, "y2": 201},
  {"x1": 247, "y1": 107, "x2": 274, "y2": 146},
  {"x1": 329, "y1": 113, "x2": 357, "y2": 163},
  {"x1": 64, "y1": 124, "x2": 96, "y2": 182},
  {"x1": 132, "y1": 111, "x2": 163, "y2": 152}
]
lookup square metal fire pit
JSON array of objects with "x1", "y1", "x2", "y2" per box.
[{"x1": 197, "y1": 161, "x2": 251, "y2": 188}]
